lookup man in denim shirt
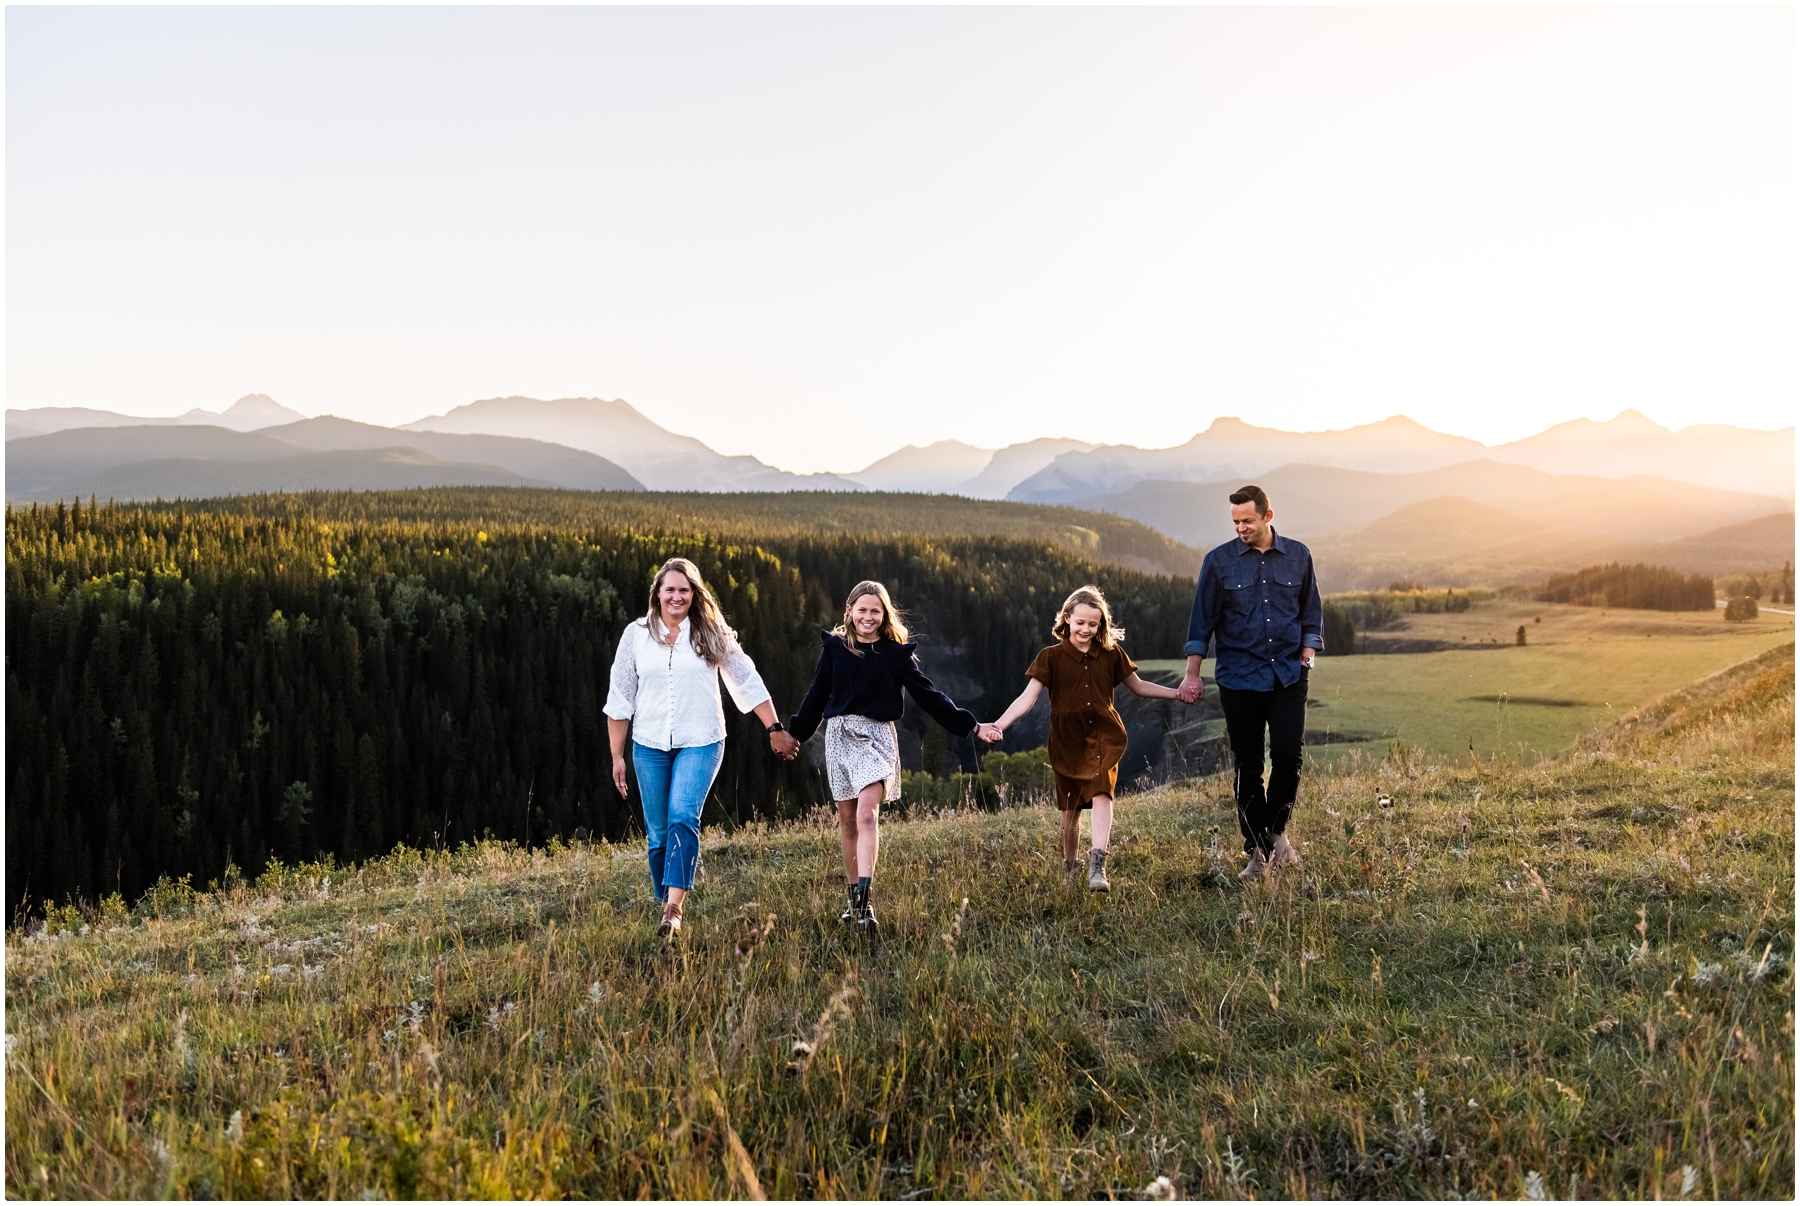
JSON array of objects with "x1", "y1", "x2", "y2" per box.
[{"x1": 1176, "y1": 484, "x2": 1323, "y2": 882}]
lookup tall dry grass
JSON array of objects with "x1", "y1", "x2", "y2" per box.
[{"x1": 6, "y1": 645, "x2": 1792, "y2": 1199}]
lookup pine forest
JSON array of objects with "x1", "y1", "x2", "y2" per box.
[{"x1": 5, "y1": 489, "x2": 1196, "y2": 915}]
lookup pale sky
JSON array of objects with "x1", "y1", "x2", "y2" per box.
[{"x1": 7, "y1": 7, "x2": 1795, "y2": 474}]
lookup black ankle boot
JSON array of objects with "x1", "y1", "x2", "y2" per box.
[
  {"x1": 839, "y1": 882, "x2": 858, "y2": 923},
  {"x1": 854, "y1": 878, "x2": 878, "y2": 934}
]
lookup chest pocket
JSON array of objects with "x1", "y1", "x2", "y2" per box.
[
  {"x1": 1220, "y1": 575, "x2": 1255, "y2": 616},
  {"x1": 1267, "y1": 572, "x2": 1310, "y2": 597},
  {"x1": 1267, "y1": 572, "x2": 1305, "y2": 606}
]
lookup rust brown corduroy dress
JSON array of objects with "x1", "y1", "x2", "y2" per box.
[{"x1": 1026, "y1": 639, "x2": 1138, "y2": 812}]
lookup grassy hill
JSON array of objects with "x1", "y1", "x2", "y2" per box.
[
  {"x1": 1141, "y1": 598, "x2": 1797, "y2": 769},
  {"x1": 7, "y1": 644, "x2": 1791, "y2": 1199}
]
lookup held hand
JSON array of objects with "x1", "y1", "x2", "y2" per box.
[
  {"x1": 611, "y1": 756, "x2": 630, "y2": 799},
  {"x1": 770, "y1": 730, "x2": 801, "y2": 760},
  {"x1": 1177, "y1": 675, "x2": 1204, "y2": 704},
  {"x1": 977, "y1": 722, "x2": 1004, "y2": 744}
]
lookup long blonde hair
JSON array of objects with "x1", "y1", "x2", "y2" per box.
[
  {"x1": 644, "y1": 557, "x2": 736, "y2": 667},
  {"x1": 832, "y1": 580, "x2": 910, "y2": 656},
  {"x1": 1052, "y1": 584, "x2": 1126, "y2": 649}
]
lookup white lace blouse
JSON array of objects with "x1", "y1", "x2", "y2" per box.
[{"x1": 604, "y1": 617, "x2": 772, "y2": 751}]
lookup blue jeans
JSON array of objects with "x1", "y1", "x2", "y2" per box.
[{"x1": 633, "y1": 741, "x2": 725, "y2": 898}]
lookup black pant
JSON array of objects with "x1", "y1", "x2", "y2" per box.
[{"x1": 1218, "y1": 674, "x2": 1308, "y2": 857}]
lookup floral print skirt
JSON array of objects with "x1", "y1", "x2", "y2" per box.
[{"x1": 825, "y1": 714, "x2": 902, "y2": 803}]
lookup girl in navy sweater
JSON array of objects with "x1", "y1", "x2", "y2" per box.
[{"x1": 790, "y1": 581, "x2": 979, "y2": 932}]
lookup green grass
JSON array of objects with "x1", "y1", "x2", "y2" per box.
[
  {"x1": 1141, "y1": 601, "x2": 1795, "y2": 766},
  {"x1": 5, "y1": 645, "x2": 1793, "y2": 1199}
]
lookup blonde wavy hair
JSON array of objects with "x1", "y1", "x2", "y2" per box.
[
  {"x1": 832, "y1": 580, "x2": 910, "y2": 657},
  {"x1": 1052, "y1": 584, "x2": 1126, "y2": 649},
  {"x1": 643, "y1": 557, "x2": 737, "y2": 667}
]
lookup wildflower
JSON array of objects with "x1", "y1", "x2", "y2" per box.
[
  {"x1": 1302, "y1": 952, "x2": 1322, "y2": 965},
  {"x1": 406, "y1": 1001, "x2": 426, "y2": 1034},
  {"x1": 1679, "y1": 1165, "x2": 1698, "y2": 1197},
  {"x1": 1523, "y1": 1169, "x2": 1546, "y2": 1200},
  {"x1": 383, "y1": 1030, "x2": 398, "y2": 1045},
  {"x1": 418, "y1": 1039, "x2": 440, "y2": 1079},
  {"x1": 1221, "y1": 1138, "x2": 1256, "y2": 1194},
  {"x1": 1467, "y1": 1099, "x2": 1480, "y2": 1110},
  {"x1": 173, "y1": 1010, "x2": 197, "y2": 1076},
  {"x1": 1410, "y1": 1088, "x2": 1435, "y2": 1146},
  {"x1": 151, "y1": 1138, "x2": 172, "y2": 1168},
  {"x1": 940, "y1": 897, "x2": 971, "y2": 951},
  {"x1": 270, "y1": 963, "x2": 292, "y2": 977},
  {"x1": 225, "y1": 1111, "x2": 244, "y2": 1143},
  {"x1": 587, "y1": 981, "x2": 606, "y2": 1005},
  {"x1": 1141, "y1": 1174, "x2": 1177, "y2": 1200},
  {"x1": 1692, "y1": 962, "x2": 1722, "y2": 985},
  {"x1": 788, "y1": 976, "x2": 858, "y2": 1076}
]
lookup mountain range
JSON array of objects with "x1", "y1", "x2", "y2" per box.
[
  {"x1": 5, "y1": 394, "x2": 306, "y2": 440},
  {"x1": 5, "y1": 416, "x2": 642, "y2": 503},
  {"x1": 5, "y1": 396, "x2": 1791, "y2": 589},
  {"x1": 402, "y1": 396, "x2": 861, "y2": 492},
  {"x1": 1004, "y1": 412, "x2": 1793, "y2": 503}
]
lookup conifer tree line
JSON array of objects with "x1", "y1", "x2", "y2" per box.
[
  {"x1": 5, "y1": 492, "x2": 1194, "y2": 914},
  {"x1": 1536, "y1": 562, "x2": 1714, "y2": 612}
]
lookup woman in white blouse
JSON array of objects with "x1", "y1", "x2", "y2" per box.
[{"x1": 605, "y1": 556, "x2": 800, "y2": 938}]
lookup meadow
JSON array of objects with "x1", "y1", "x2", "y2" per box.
[
  {"x1": 1143, "y1": 599, "x2": 1795, "y2": 768},
  {"x1": 6, "y1": 642, "x2": 1792, "y2": 1199}
]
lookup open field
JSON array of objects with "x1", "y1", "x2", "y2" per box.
[
  {"x1": 1140, "y1": 601, "x2": 1794, "y2": 767},
  {"x1": 5, "y1": 645, "x2": 1792, "y2": 1198}
]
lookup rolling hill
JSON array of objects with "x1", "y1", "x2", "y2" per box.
[{"x1": 7, "y1": 643, "x2": 1792, "y2": 1198}]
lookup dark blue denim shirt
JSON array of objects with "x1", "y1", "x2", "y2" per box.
[{"x1": 1183, "y1": 531, "x2": 1324, "y2": 692}]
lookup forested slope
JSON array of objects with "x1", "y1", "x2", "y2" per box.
[
  {"x1": 168, "y1": 487, "x2": 1203, "y2": 576},
  {"x1": 5, "y1": 491, "x2": 1196, "y2": 913}
]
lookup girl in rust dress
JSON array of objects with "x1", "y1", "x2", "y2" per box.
[{"x1": 983, "y1": 585, "x2": 1184, "y2": 891}]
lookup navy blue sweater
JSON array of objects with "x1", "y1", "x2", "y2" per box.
[{"x1": 788, "y1": 631, "x2": 978, "y2": 742}]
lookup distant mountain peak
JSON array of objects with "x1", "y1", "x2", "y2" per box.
[
  {"x1": 222, "y1": 394, "x2": 297, "y2": 418},
  {"x1": 1604, "y1": 409, "x2": 1670, "y2": 433},
  {"x1": 173, "y1": 394, "x2": 307, "y2": 431},
  {"x1": 403, "y1": 394, "x2": 862, "y2": 493}
]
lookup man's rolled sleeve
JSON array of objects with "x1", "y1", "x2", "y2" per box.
[
  {"x1": 1183, "y1": 556, "x2": 1217, "y2": 658},
  {"x1": 1299, "y1": 558, "x2": 1324, "y2": 650}
]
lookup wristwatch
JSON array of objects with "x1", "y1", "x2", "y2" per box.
[{"x1": 765, "y1": 721, "x2": 786, "y2": 735}]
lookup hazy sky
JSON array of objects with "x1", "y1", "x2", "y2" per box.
[{"x1": 8, "y1": 7, "x2": 1795, "y2": 474}]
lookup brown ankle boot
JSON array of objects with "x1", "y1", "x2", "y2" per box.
[{"x1": 658, "y1": 901, "x2": 684, "y2": 939}]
